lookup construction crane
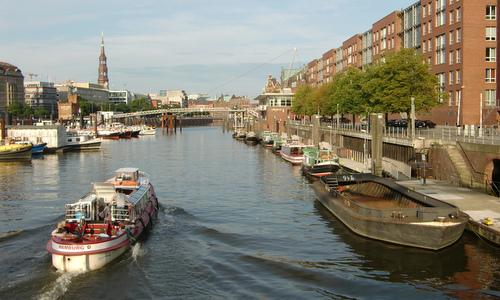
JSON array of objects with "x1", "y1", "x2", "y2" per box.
[{"x1": 27, "y1": 73, "x2": 38, "y2": 81}]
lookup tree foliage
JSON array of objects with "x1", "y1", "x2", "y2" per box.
[
  {"x1": 8, "y1": 101, "x2": 33, "y2": 118},
  {"x1": 291, "y1": 48, "x2": 442, "y2": 118}
]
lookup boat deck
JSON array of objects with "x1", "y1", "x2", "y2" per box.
[
  {"x1": 398, "y1": 179, "x2": 500, "y2": 246},
  {"x1": 346, "y1": 192, "x2": 419, "y2": 210}
]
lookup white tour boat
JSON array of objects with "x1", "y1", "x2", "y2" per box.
[{"x1": 46, "y1": 168, "x2": 159, "y2": 272}]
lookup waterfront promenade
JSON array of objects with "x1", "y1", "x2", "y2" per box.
[{"x1": 399, "y1": 179, "x2": 500, "y2": 246}]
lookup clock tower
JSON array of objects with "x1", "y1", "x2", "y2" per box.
[{"x1": 98, "y1": 33, "x2": 109, "y2": 89}]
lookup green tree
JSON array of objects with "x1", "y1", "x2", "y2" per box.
[
  {"x1": 7, "y1": 101, "x2": 25, "y2": 117},
  {"x1": 130, "y1": 97, "x2": 152, "y2": 112},
  {"x1": 34, "y1": 107, "x2": 49, "y2": 118},
  {"x1": 363, "y1": 48, "x2": 442, "y2": 115},
  {"x1": 329, "y1": 67, "x2": 368, "y2": 123},
  {"x1": 292, "y1": 84, "x2": 314, "y2": 117},
  {"x1": 115, "y1": 103, "x2": 130, "y2": 113},
  {"x1": 8, "y1": 102, "x2": 33, "y2": 118}
]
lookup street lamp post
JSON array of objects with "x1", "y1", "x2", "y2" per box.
[{"x1": 410, "y1": 97, "x2": 416, "y2": 139}]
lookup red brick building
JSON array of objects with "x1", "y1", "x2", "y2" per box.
[{"x1": 300, "y1": 0, "x2": 500, "y2": 126}]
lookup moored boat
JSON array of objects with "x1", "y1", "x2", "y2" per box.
[
  {"x1": 302, "y1": 147, "x2": 340, "y2": 180},
  {"x1": 15, "y1": 140, "x2": 46, "y2": 155},
  {"x1": 312, "y1": 173, "x2": 468, "y2": 250},
  {"x1": 131, "y1": 130, "x2": 140, "y2": 138},
  {"x1": 261, "y1": 132, "x2": 277, "y2": 148},
  {"x1": 235, "y1": 129, "x2": 247, "y2": 141},
  {"x1": 280, "y1": 141, "x2": 313, "y2": 165},
  {"x1": 31, "y1": 143, "x2": 47, "y2": 154},
  {"x1": 271, "y1": 136, "x2": 284, "y2": 155},
  {"x1": 119, "y1": 130, "x2": 133, "y2": 139},
  {"x1": 98, "y1": 129, "x2": 120, "y2": 140},
  {"x1": 66, "y1": 133, "x2": 102, "y2": 151},
  {"x1": 0, "y1": 143, "x2": 32, "y2": 161},
  {"x1": 245, "y1": 131, "x2": 259, "y2": 145},
  {"x1": 139, "y1": 126, "x2": 156, "y2": 135},
  {"x1": 46, "y1": 168, "x2": 159, "y2": 272}
]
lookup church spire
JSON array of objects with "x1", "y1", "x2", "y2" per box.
[{"x1": 98, "y1": 32, "x2": 109, "y2": 89}]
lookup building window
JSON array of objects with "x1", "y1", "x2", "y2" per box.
[
  {"x1": 436, "y1": 0, "x2": 445, "y2": 12},
  {"x1": 486, "y1": 68, "x2": 496, "y2": 82},
  {"x1": 449, "y1": 30, "x2": 454, "y2": 44},
  {"x1": 437, "y1": 73, "x2": 446, "y2": 102},
  {"x1": 456, "y1": 8, "x2": 461, "y2": 22},
  {"x1": 449, "y1": 11, "x2": 454, "y2": 25},
  {"x1": 486, "y1": 48, "x2": 497, "y2": 62},
  {"x1": 423, "y1": 23, "x2": 427, "y2": 35},
  {"x1": 427, "y1": 39, "x2": 432, "y2": 52},
  {"x1": 423, "y1": 5, "x2": 427, "y2": 18},
  {"x1": 456, "y1": 28, "x2": 462, "y2": 43},
  {"x1": 455, "y1": 69, "x2": 461, "y2": 84},
  {"x1": 449, "y1": 91, "x2": 455, "y2": 106},
  {"x1": 486, "y1": 27, "x2": 497, "y2": 41},
  {"x1": 381, "y1": 28, "x2": 387, "y2": 50},
  {"x1": 436, "y1": 11, "x2": 446, "y2": 27},
  {"x1": 428, "y1": 22, "x2": 432, "y2": 34},
  {"x1": 449, "y1": 50, "x2": 454, "y2": 65},
  {"x1": 449, "y1": 71, "x2": 454, "y2": 84},
  {"x1": 456, "y1": 49, "x2": 462, "y2": 63},
  {"x1": 486, "y1": 5, "x2": 497, "y2": 20},
  {"x1": 485, "y1": 90, "x2": 497, "y2": 107},
  {"x1": 435, "y1": 34, "x2": 446, "y2": 64}
]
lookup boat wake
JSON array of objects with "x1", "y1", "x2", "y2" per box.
[
  {"x1": 0, "y1": 229, "x2": 23, "y2": 242},
  {"x1": 37, "y1": 271, "x2": 82, "y2": 300},
  {"x1": 131, "y1": 242, "x2": 145, "y2": 261}
]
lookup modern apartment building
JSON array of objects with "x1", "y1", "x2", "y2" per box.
[
  {"x1": 342, "y1": 34, "x2": 363, "y2": 69},
  {"x1": 109, "y1": 90, "x2": 133, "y2": 105},
  {"x1": 299, "y1": 0, "x2": 500, "y2": 125},
  {"x1": 24, "y1": 81, "x2": 58, "y2": 116},
  {"x1": 372, "y1": 11, "x2": 403, "y2": 63},
  {"x1": 322, "y1": 48, "x2": 336, "y2": 84},
  {"x1": 361, "y1": 30, "x2": 374, "y2": 68}
]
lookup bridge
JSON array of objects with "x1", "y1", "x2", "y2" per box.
[{"x1": 112, "y1": 107, "x2": 247, "y2": 119}]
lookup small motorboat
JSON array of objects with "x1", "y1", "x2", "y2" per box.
[
  {"x1": 281, "y1": 140, "x2": 314, "y2": 165},
  {"x1": 139, "y1": 126, "x2": 156, "y2": 135},
  {"x1": 46, "y1": 168, "x2": 159, "y2": 272},
  {"x1": 98, "y1": 129, "x2": 120, "y2": 140},
  {"x1": 66, "y1": 133, "x2": 101, "y2": 151},
  {"x1": 245, "y1": 131, "x2": 259, "y2": 145},
  {"x1": 0, "y1": 143, "x2": 32, "y2": 160},
  {"x1": 302, "y1": 147, "x2": 340, "y2": 180},
  {"x1": 31, "y1": 142, "x2": 47, "y2": 154}
]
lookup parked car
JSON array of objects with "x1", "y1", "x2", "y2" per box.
[
  {"x1": 420, "y1": 120, "x2": 436, "y2": 128},
  {"x1": 387, "y1": 119, "x2": 435, "y2": 129}
]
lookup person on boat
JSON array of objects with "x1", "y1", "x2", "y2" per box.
[{"x1": 64, "y1": 221, "x2": 78, "y2": 234}]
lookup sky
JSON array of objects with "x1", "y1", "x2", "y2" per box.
[{"x1": 0, "y1": 0, "x2": 417, "y2": 98}]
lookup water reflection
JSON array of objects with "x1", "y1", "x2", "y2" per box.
[{"x1": 314, "y1": 201, "x2": 500, "y2": 298}]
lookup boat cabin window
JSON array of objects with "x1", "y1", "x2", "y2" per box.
[{"x1": 115, "y1": 171, "x2": 138, "y2": 182}]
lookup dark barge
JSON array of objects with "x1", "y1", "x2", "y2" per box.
[{"x1": 312, "y1": 173, "x2": 468, "y2": 250}]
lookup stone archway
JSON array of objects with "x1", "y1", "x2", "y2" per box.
[{"x1": 485, "y1": 159, "x2": 500, "y2": 196}]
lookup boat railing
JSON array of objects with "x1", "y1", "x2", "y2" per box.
[{"x1": 111, "y1": 206, "x2": 130, "y2": 222}]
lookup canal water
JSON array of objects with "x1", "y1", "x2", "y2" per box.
[{"x1": 0, "y1": 127, "x2": 499, "y2": 299}]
